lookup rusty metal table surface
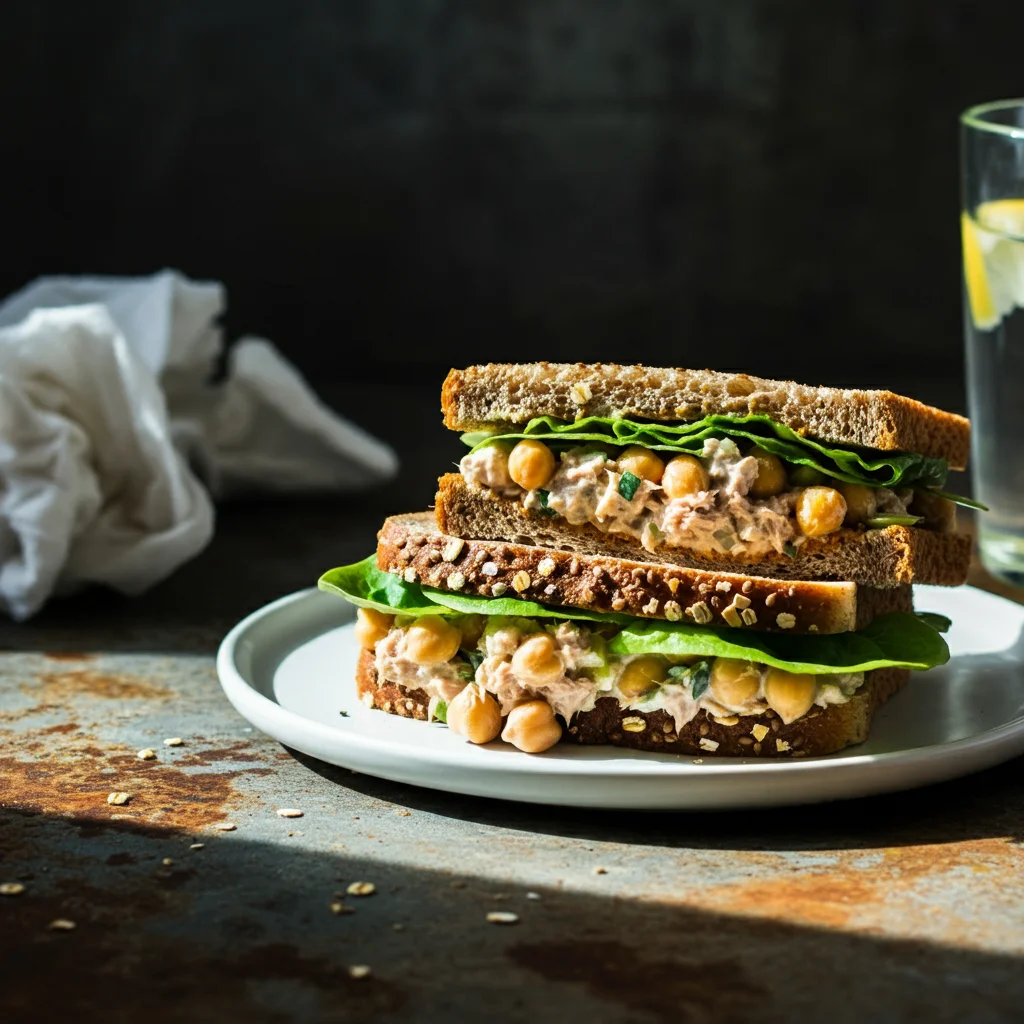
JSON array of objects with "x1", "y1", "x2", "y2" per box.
[{"x1": 3, "y1": 383, "x2": 1024, "y2": 1024}]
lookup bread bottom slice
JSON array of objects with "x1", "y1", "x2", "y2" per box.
[{"x1": 355, "y1": 649, "x2": 910, "y2": 758}]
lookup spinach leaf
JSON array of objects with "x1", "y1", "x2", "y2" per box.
[
  {"x1": 618, "y1": 471, "x2": 641, "y2": 501},
  {"x1": 318, "y1": 557, "x2": 460, "y2": 617},
  {"x1": 668, "y1": 660, "x2": 712, "y2": 696},
  {"x1": 915, "y1": 611, "x2": 952, "y2": 633},
  {"x1": 922, "y1": 488, "x2": 989, "y2": 512},
  {"x1": 466, "y1": 413, "x2": 951, "y2": 491},
  {"x1": 537, "y1": 489, "x2": 557, "y2": 516},
  {"x1": 864, "y1": 515, "x2": 923, "y2": 528},
  {"x1": 690, "y1": 660, "x2": 712, "y2": 697},
  {"x1": 462, "y1": 649, "x2": 484, "y2": 671},
  {"x1": 607, "y1": 613, "x2": 949, "y2": 673}
]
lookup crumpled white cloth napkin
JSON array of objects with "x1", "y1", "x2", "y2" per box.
[{"x1": 0, "y1": 270, "x2": 398, "y2": 620}]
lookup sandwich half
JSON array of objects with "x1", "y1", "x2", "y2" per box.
[
  {"x1": 437, "y1": 363, "x2": 976, "y2": 585},
  {"x1": 319, "y1": 514, "x2": 950, "y2": 758}
]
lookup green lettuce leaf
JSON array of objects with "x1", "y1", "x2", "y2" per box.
[
  {"x1": 607, "y1": 612, "x2": 949, "y2": 673},
  {"x1": 320, "y1": 557, "x2": 949, "y2": 674},
  {"x1": 318, "y1": 557, "x2": 460, "y2": 617},
  {"x1": 915, "y1": 611, "x2": 952, "y2": 633},
  {"x1": 464, "y1": 414, "x2": 949, "y2": 490}
]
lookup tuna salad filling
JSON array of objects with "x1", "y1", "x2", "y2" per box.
[
  {"x1": 373, "y1": 613, "x2": 866, "y2": 734},
  {"x1": 459, "y1": 439, "x2": 933, "y2": 558}
]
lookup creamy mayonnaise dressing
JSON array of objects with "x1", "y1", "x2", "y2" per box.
[
  {"x1": 374, "y1": 629, "x2": 468, "y2": 703},
  {"x1": 477, "y1": 621, "x2": 602, "y2": 721},
  {"x1": 630, "y1": 667, "x2": 864, "y2": 734},
  {"x1": 460, "y1": 440, "x2": 911, "y2": 557}
]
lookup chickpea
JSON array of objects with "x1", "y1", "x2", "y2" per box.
[
  {"x1": 508, "y1": 440, "x2": 556, "y2": 491},
  {"x1": 709, "y1": 658, "x2": 761, "y2": 708},
  {"x1": 501, "y1": 699, "x2": 563, "y2": 753},
  {"x1": 662, "y1": 454, "x2": 710, "y2": 498},
  {"x1": 446, "y1": 685, "x2": 502, "y2": 744},
  {"x1": 763, "y1": 668, "x2": 817, "y2": 724},
  {"x1": 795, "y1": 486, "x2": 847, "y2": 537},
  {"x1": 838, "y1": 483, "x2": 877, "y2": 526},
  {"x1": 404, "y1": 615, "x2": 462, "y2": 666},
  {"x1": 354, "y1": 607, "x2": 394, "y2": 649},
  {"x1": 511, "y1": 633, "x2": 564, "y2": 686},
  {"x1": 747, "y1": 447, "x2": 788, "y2": 498},
  {"x1": 617, "y1": 446, "x2": 665, "y2": 484},
  {"x1": 617, "y1": 655, "x2": 668, "y2": 699}
]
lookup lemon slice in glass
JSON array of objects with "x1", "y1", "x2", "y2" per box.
[{"x1": 963, "y1": 199, "x2": 1024, "y2": 331}]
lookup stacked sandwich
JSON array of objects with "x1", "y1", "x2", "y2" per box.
[{"x1": 321, "y1": 364, "x2": 974, "y2": 757}]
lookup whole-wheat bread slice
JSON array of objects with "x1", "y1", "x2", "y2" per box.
[
  {"x1": 355, "y1": 649, "x2": 909, "y2": 758},
  {"x1": 378, "y1": 512, "x2": 913, "y2": 634},
  {"x1": 441, "y1": 363, "x2": 970, "y2": 468},
  {"x1": 435, "y1": 474, "x2": 972, "y2": 587}
]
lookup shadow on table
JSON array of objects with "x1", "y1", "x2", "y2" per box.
[
  {"x1": 290, "y1": 748, "x2": 1024, "y2": 853},
  {"x1": 2, "y1": 807, "x2": 1022, "y2": 1024},
  {"x1": 288, "y1": 626, "x2": 1024, "y2": 853}
]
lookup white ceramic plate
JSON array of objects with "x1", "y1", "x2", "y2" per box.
[{"x1": 217, "y1": 584, "x2": 1024, "y2": 809}]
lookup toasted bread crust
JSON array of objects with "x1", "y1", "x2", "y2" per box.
[
  {"x1": 435, "y1": 474, "x2": 971, "y2": 588},
  {"x1": 378, "y1": 511, "x2": 913, "y2": 634},
  {"x1": 355, "y1": 649, "x2": 910, "y2": 758},
  {"x1": 441, "y1": 363, "x2": 970, "y2": 468}
]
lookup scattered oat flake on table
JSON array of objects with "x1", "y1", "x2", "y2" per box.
[
  {"x1": 330, "y1": 902, "x2": 354, "y2": 915},
  {"x1": 163, "y1": 737, "x2": 183, "y2": 747},
  {"x1": 214, "y1": 823, "x2": 237, "y2": 832},
  {"x1": 593, "y1": 866, "x2": 608, "y2": 875},
  {"x1": 0, "y1": 883, "x2": 26, "y2": 896},
  {"x1": 486, "y1": 912, "x2": 519, "y2": 925},
  {"x1": 190, "y1": 843, "x2": 204, "y2": 850},
  {"x1": 48, "y1": 919, "x2": 76, "y2": 931},
  {"x1": 107, "y1": 792, "x2": 131, "y2": 806},
  {"x1": 525, "y1": 892, "x2": 541, "y2": 901},
  {"x1": 348, "y1": 965, "x2": 372, "y2": 980},
  {"x1": 162, "y1": 858, "x2": 174, "y2": 867},
  {"x1": 396, "y1": 810, "x2": 412, "y2": 816},
  {"x1": 276, "y1": 808, "x2": 304, "y2": 818},
  {"x1": 347, "y1": 881, "x2": 376, "y2": 896},
  {"x1": 137, "y1": 748, "x2": 157, "y2": 760}
]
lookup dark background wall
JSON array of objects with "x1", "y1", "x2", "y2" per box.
[{"x1": 2, "y1": 1, "x2": 1020, "y2": 394}]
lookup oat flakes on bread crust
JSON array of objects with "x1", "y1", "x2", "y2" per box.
[
  {"x1": 355, "y1": 650, "x2": 909, "y2": 758},
  {"x1": 441, "y1": 363, "x2": 970, "y2": 468},
  {"x1": 435, "y1": 474, "x2": 972, "y2": 588},
  {"x1": 377, "y1": 511, "x2": 913, "y2": 634}
]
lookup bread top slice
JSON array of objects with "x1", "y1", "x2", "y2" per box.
[
  {"x1": 377, "y1": 512, "x2": 914, "y2": 635},
  {"x1": 441, "y1": 363, "x2": 970, "y2": 468}
]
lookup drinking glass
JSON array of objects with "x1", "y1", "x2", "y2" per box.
[{"x1": 961, "y1": 99, "x2": 1024, "y2": 585}]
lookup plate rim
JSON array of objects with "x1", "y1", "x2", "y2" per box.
[{"x1": 217, "y1": 584, "x2": 1024, "y2": 785}]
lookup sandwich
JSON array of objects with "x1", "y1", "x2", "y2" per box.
[
  {"x1": 436, "y1": 363, "x2": 977, "y2": 585},
  {"x1": 319, "y1": 513, "x2": 950, "y2": 758}
]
